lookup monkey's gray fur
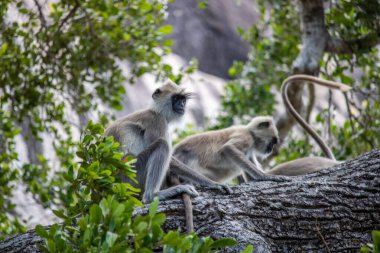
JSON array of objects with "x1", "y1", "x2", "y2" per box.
[
  {"x1": 105, "y1": 80, "x2": 198, "y2": 203},
  {"x1": 105, "y1": 80, "x2": 229, "y2": 204},
  {"x1": 173, "y1": 116, "x2": 288, "y2": 183}
]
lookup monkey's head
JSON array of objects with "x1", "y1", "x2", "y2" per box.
[
  {"x1": 248, "y1": 116, "x2": 279, "y2": 156},
  {"x1": 151, "y1": 80, "x2": 193, "y2": 121}
]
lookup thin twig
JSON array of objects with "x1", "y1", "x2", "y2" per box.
[
  {"x1": 56, "y1": 2, "x2": 80, "y2": 34},
  {"x1": 327, "y1": 89, "x2": 332, "y2": 146},
  {"x1": 33, "y1": 0, "x2": 46, "y2": 34},
  {"x1": 315, "y1": 220, "x2": 332, "y2": 253},
  {"x1": 343, "y1": 92, "x2": 356, "y2": 135},
  {"x1": 77, "y1": 0, "x2": 94, "y2": 36}
]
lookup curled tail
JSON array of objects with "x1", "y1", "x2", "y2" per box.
[{"x1": 281, "y1": 74, "x2": 351, "y2": 160}]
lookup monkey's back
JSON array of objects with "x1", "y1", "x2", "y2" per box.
[
  {"x1": 106, "y1": 109, "x2": 168, "y2": 156},
  {"x1": 173, "y1": 126, "x2": 251, "y2": 182},
  {"x1": 267, "y1": 157, "x2": 340, "y2": 176}
]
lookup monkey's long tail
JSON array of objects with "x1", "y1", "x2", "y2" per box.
[
  {"x1": 181, "y1": 193, "x2": 194, "y2": 233},
  {"x1": 170, "y1": 176, "x2": 194, "y2": 233},
  {"x1": 281, "y1": 74, "x2": 351, "y2": 160}
]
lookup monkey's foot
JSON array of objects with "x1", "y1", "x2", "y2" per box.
[
  {"x1": 210, "y1": 184, "x2": 233, "y2": 194},
  {"x1": 180, "y1": 184, "x2": 200, "y2": 197},
  {"x1": 143, "y1": 185, "x2": 199, "y2": 203}
]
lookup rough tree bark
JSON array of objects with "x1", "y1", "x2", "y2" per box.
[{"x1": 1, "y1": 149, "x2": 379, "y2": 253}]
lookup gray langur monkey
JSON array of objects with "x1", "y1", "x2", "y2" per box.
[
  {"x1": 171, "y1": 116, "x2": 287, "y2": 233},
  {"x1": 173, "y1": 116, "x2": 288, "y2": 184},
  {"x1": 267, "y1": 74, "x2": 351, "y2": 176},
  {"x1": 105, "y1": 80, "x2": 229, "y2": 204}
]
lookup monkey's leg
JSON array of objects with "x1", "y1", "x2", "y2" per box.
[
  {"x1": 140, "y1": 138, "x2": 199, "y2": 203},
  {"x1": 221, "y1": 144, "x2": 290, "y2": 182},
  {"x1": 137, "y1": 138, "x2": 170, "y2": 203},
  {"x1": 170, "y1": 157, "x2": 232, "y2": 193}
]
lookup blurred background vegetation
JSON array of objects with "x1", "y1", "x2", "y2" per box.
[{"x1": 0, "y1": 0, "x2": 379, "y2": 250}]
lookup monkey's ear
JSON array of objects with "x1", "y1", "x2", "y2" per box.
[
  {"x1": 258, "y1": 121, "x2": 270, "y2": 129},
  {"x1": 152, "y1": 88, "x2": 161, "y2": 98}
]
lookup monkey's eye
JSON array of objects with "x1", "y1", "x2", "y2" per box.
[
  {"x1": 258, "y1": 121, "x2": 270, "y2": 129},
  {"x1": 153, "y1": 89, "x2": 161, "y2": 95}
]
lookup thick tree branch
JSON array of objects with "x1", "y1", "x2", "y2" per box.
[
  {"x1": 326, "y1": 30, "x2": 380, "y2": 54},
  {"x1": 1, "y1": 149, "x2": 379, "y2": 253}
]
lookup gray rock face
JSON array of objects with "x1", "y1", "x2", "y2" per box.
[{"x1": 166, "y1": 0, "x2": 258, "y2": 79}]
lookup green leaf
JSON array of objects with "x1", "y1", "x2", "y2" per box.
[
  {"x1": 0, "y1": 43, "x2": 8, "y2": 57},
  {"x1": 83, "y1": 134, "x2": 94, "y2": 144},
  {"x1": 242, "y1": 244, "x2": 254, "y2": 253},
  {"x1": 35, "y1": 225, "x2": 49, "y2": 238},
  {"x1": 158, "y1": 25, "x2": 172, "y2": 34},
  {"x1": 106, "y1": 231, "x2": 119, "y2": 247},
  {"x1": 151, "y1": 213, "x2": 166, "y2": 226},
  {"x1": 47, "y1": 239, "x2": 56, "y2": 252},
  {"x1": 83, "y1": 228, "x2": 92, "y2": 244},
  {"x1": 163, "y1": 40, "x2": 174, "y2": 47},
  {"x1": 197, "y1": 2, "x2": 207, "y2": 9},
  {"x1": 90, "y1": 205, "x2": 102, "y2": 224},
  {"x1": 52, "y1": 210, "x2": 67, "y2": 219},
  {"x1": 372, "y1": 230, "x2": 380, "y2": 252},
  {"x1": 123, "y1": 33, "x2": 131, "y2": 41},
  {"x1": 149, "y1": 197, "x2": 159, "y2": 217},
  {"x1": 113, "y1": 204, "x2": 126, "y2": 217},
  {"x1": 360, "y1": 246, "x2": 370, "y2": 252},
  {"x1": 210, "y1": 238, "x2": 237, "y2": 248}
]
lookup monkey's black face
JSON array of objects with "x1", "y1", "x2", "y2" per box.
[
  {"x1": 264, "y1": 137, "x2": 279, "y2": 154},
  {"x1": 172, "y1": 94, "x2": 187, "y2": 115}
]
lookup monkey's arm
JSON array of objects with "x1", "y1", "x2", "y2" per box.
[
  {"x1": 221, "y1": 144, "x2": 289, "y2": 182},
  {"x1": 170, "y1": 157, "x2": 232, "y2": 193}
]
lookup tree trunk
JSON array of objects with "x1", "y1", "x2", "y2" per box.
[
  {"x1": 274, "y1": 0, "x2": 328, "y2": 152},
  {"x1": 1, "y1": 149, "x2": 379, "y2": 253}
]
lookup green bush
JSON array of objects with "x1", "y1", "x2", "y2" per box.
[
  {"x1": 35, "y1": 122, "x2": 250, "y2": 253},
  {"x1": 0, "y1": 0, "x2": 197, "y2": 237}
]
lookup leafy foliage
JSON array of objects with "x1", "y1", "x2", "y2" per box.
[
  {"x1": 218, "y1": 0, "x2": 300, "y2": 127},
  {"x1": 0, "y1": 0, "x2": 180, "y2": 237},
  {"x1": 34, "y1": 122, "x2": 244, "y2": 252}
]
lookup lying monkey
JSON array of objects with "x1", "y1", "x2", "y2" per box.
[{"x1": 173, "y1": 116, "x2": 287, "y2": 183}]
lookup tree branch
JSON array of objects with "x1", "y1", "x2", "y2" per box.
[
  {"x1": 56, "y1": 1, "x2": 80, "y2": 34},
  {"x1": 1, "y1": 149, "x2": 379, "y2": 253},
  {"x1": 33, "y1": 0, "x2": 46, "y2": 30}
]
